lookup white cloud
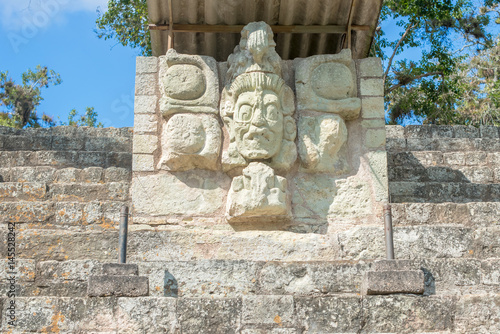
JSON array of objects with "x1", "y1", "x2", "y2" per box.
[{"x1": 1, "y1": 0, "x2": 109, "y2": 30}]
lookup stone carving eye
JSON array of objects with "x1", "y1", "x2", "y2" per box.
[
  {"x1": 266, "y1": 104, "x2": 279, "y2": 121},
  {"x1": 236, "y1": 104, "x2": 252, "y2": 122}
]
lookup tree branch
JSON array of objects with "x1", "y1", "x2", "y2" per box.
[
  {"x1": 386, "y1": 71, "x2": 443, "y2": 93},
  {"x1": 383, "y1": 21, "x2": 418, "y2": 83},
  {"x1": 29, "y1": 78, "x2": 43, "y2": 91},
  {"x1": 453, "y1": 43, "x2": 476, "y2": 54}
]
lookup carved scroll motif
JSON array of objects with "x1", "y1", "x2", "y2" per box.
[
  {"x1": 295, "y1": 49, "x2": 362, "y2": 173},
  {"x1": 298, "y1": 114, "x2": 349, "y2": 174},
  {"x1": 157, "y1": 49, "x2": 221, "y2": 172},
  {"x1": 295, "y1": 49, "x2": 361, "y2": 120},
  {"x1": 159, "y1": 49, "x2": 219, "y2": 116},
  {"x1": 158, "y1": 114, "x2": 221, "y2": 171}
]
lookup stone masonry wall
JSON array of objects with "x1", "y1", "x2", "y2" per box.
[
  {"x1": 0, "y1": 126, "x2": 132, "y2": 297},
  {"x1": 0, "y1": 124, "x2": 499, "y2": 333}
]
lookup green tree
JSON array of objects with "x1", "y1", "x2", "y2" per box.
[
  {"x1": 0, "y1": 65, "x2": 61, "y2": 128},
  {"x1": 65, "y1": 107, "x2": 104, "y2": 128},
  {"x1": 95, "y1": 0, "x2": 151, "y2": 56},
  {"x1": 373, "y1": 0, "x2": 500, "y2": 125},
  {"x1": 1, "y1": 66, "x2": 105, "y2": 129},
  {"x1": 454, "y1": 38, "x2": 500, "y2": 125}
]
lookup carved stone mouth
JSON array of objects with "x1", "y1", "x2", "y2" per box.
[{"x1": 247, "y1": 129, "x2": 271, "y2": 141}]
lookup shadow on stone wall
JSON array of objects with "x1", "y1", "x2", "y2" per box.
[{"x1": 388, "y1": 151, "x2": 499, "y2": 203}]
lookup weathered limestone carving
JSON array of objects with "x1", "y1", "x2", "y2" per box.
[
  {"x1": 159, "y1": 49, "x2": 219, "y2": 116},
  {"x1": 294, "y1": 49, "x2": 361, "y2": 173},
  {"x1": 221, "y1": 22, "x2": 297, "y2": 174},
  {"x1": 158, "y1": 114, "x2": 221, "y2": 171},
  {"x1": 295, "y1": 49, "x2": 361, "y2": 120},
  {"x1": 226, "y1": 21, "x2": 282, "y2": 82},
  {"x1": 298, "y1": 114, "x2": 349, "y2": 174},
  {"x1": 221, "y1": 21, "x2": 296, "y2": 223},
  {"x1": 221, "y1": 72, "x2": 297, "y2": 173},
  {"x1": 226, "y1": 162, "x2": 290, "y2": 222},
  {"x1": 132, "y1": 23, "x2": 389, "y2": 229}
]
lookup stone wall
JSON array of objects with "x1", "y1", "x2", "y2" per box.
[
  {"x1": 132, "y1": 51, "x2": 389, "y2": 234},
  {"x1": 0, "y1": 126, "x2": 132, "y2": 298},
  {"x1": 0, "y1": 124, "x2": 499, "y2": 333}
]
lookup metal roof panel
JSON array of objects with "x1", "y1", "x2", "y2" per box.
[{"x1": 147, "y1": 0, "x2": 382, "y2": 60}]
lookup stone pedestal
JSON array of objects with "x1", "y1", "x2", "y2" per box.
[
  {"x1": 87, "y1": 263, "x2": 149, "y2": 297},
  {"x1": 362, "y1": 260, "x2": 426, "y2": 295}
]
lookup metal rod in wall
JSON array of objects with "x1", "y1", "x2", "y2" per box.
[
  {"x1": 118, "y1": 206, "x2": 129, "y2": 264},
  {"x1": 384, "y1": 204, "x2": 395, "y2": 260}
]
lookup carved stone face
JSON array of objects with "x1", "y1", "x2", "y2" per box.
[{"x1": 233, "y1": 89, "x2": 284, "y2": 160}]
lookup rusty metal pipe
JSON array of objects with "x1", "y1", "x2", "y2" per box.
[
  {"x1": 118, "y1": 206, "x2": 129, "y2": 264},
  {"x1": 384, "y1": 204, "x2": 395, "y2": 260}
]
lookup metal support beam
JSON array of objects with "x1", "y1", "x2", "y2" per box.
[
  {"x1": 149, "y1": 23, "x2": 371, "y2": 34},
  {"x1": 118, "y1": 206, "x2": 129, "y2": 264},
  {"x1": 384, "y1": 204, "x2": 395, "y2": 260},
  {"x1": 167, "y1": 0, "x2": 174, "y2": 49},
  {"x1": 344, "y1": 0, "x2": 358, "y2": 49}
]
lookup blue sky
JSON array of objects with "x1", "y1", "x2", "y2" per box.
[{"x1": 0, "y1": 0, "x2": 139, "y2": 128}]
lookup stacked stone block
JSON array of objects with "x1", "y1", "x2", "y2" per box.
[
  {"x1": 385, "y1": 125, "x2": 500, "y2": 334},
  {"x1": 0, "y1": 126, "x2": 132, "y2": 301},
  {"x1": 388, "y1": 125, "x2": 500, "y2": 202},
  {"x1": 133, "y1": 57, "x2": 158, "y2": 173},
  {"x1": 1, "y1": 123, "x2": 499, "y2": 333}
]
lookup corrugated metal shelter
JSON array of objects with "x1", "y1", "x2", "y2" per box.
[{"x1": 147, "y1": 0, "x2": 383, "y2": 60}]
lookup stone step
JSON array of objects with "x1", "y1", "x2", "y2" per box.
[
  {"x1": 390, "y1": 165, "x2": 499, "y2": 184},
  {"x1": 387, "y1": 150, "x2": 500, "y2": 184},
  {"x1": 2, "y1": 293, "x2": 499, "y2": 333},
  {"x1": 0, "y1": 201, "x2": 54, "y2": 223},
  {"x1": 0, "y1": 150, "x2": 131, "y2": 169},
  {"x1": 0, "y1": 133, "x2": 131, "y2": 152},
  {"x1": 389, "y1": 181, "x2": 500, "y2": 202},
  {"x1": 48, "y1": 182, "x2": 129, "y2": 202},
  {"x1": 0, "y1": 166, "x2": 130, "y2": 183},
  {"x1": 391, "y1": 202, "x2": 500, "y2": 226},
  {"x1": 388, "y1": 151, "x2": 499, "y2": 167},
  {"x1": 0, "y1": 125, "x2": 132, "y2": 136},
  {"x1": 4, "y1": 258, "x2": 499, "y2": 299},
  {"x1": 0, "y1": 181, "x2": 130, "y2": 202},
  {"x1": 0, "y1": 200, "x2": 125, "y2": 226},
  {"x1": 387, "y1": 137, "x2": 500, "y2": 152},
  {"x1": 386, "y1": 124, "x2": 500, "y2": 140},
  {"x1": 0, "y1": 182, "x2": 47, "y2": 201},
  {"x1": 4, "y1": 226, "x2": 498, "y2": 263}
]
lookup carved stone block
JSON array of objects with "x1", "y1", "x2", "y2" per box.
[
  {"x1": 220, "y1": 22, "x2": 297, "y2": 174},
  {"x1": 226, "y1": 162, "x2": 290, "y2": 222},
  {"x1": 132, "y1": 171, "x2": 229, "y2": 216},
  {"x1": 295, "y1": 49, "x2": 361, "y2": 120},
  {"x1": 226, "y1": 21, "x2": 282, "y2": 82},
  {"x1": 298, "y1": 114, "x2": 349, "y2": 174},
  {"x1": 220, "y1": 72, "x2": 297, "y2": 173},
  {"x1": 131, "y1": 21, "x2": 389, "y2": 228},
  {"x1": 159, "y1": 49, "x2": 219, "y2": 116},
  {"x1": 158, "y1": 114, "x2": 221, "y2": 171}
]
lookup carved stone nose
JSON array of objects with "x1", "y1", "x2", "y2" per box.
[{"x1": 251, "y1": 107, "x2": 266, "y2": 126}]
